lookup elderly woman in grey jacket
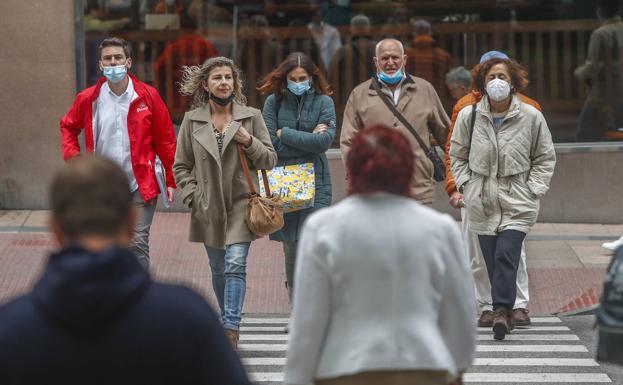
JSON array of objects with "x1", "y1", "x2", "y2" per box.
[
  {"x1": 450, "y1": 58, "x2": 556, "y2": 340},
  {"x1": 258, "y1": 52, "x2": 336, "y2": 307},
  {"x1": 285, "y1": 125, "x2": 475, "y2": 385},
  {"x1": 173, "y1": 57, "x2": 277, "y2": 349}
]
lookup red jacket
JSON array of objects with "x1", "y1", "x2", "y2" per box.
[{"x1": 60, "y1": 73, "x2": 176, "y2": 202}]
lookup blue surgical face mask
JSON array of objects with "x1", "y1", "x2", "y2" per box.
[
  {"x1": 287, "y1": 79, "x2": 311, "y2": 96},
  {"x1": 103, "y1": 64, "x2": 127, "y2": 83},
  {"x1": 377, "y1": 68, "x2": 404, "y2": 85}
]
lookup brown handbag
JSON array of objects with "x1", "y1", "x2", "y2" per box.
[{"x1": 237, "y1": 144, "x2": 284, "y2": 236}]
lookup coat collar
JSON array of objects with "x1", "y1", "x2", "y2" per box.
[
  {"x1": 476, "y1": 93, "x2": 522, "y2": 120},
  {"x1": 189, "y1": 100, "x2": 254, "y2": 164},
  {"x1": 188, "y1": 100, "x2": 254, "y2": 123},
  {"x1": 367, "y1": 75, "x2": 416, "y2": 110},
  {"x1": 88, "y1": 72, "x2": 146, "y2": 104}
]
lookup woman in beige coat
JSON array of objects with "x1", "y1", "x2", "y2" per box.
[
  {"x1": 173, "y1": 57, "x2": 277, "y2": 348},
  {"x1": 450, "y1": 58, "x2": 555, "y2": 341}
]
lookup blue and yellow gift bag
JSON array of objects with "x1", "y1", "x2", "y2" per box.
[{"x1": 258, "y1": 163, "x2": 315, "y2": 213}]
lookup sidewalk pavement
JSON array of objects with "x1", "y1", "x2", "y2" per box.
[{"x1": 0, "y1": 210, "x2": 621, "y2": 316}]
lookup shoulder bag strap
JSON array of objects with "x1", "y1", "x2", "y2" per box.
[
  {"x1": 237, "y1": 144, "x2": 271, "y2": 196},
  {"x1": 469, "y1": 103, "x2": 477, "y2": 139},
  {"x1": 371, "y1": 77, "x2": 432, "y2": 154}
]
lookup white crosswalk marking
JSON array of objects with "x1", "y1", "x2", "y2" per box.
[{"x1": 239, "y1": 316, "x2": 612, "y2": 384}]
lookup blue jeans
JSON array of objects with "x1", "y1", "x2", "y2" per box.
[{"x1": 204, "y1": 242, "x2": 251, "y2": 331}]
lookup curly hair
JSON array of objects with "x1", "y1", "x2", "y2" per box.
[
  {"x1": 347, "y1": 124, "x2": 414, "y2": 197},
  {"x1": 471, "y1": 58, "x2": 529, "y2": 96},
  {"x1": 257, "y1": 52, "x2": 332, "y2": 97},
  {"x1": 179, "y1": 56, "x2": 247, "y2": 109}
]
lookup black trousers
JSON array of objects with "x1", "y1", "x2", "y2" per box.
[{"x1": 478, "y1": 230, "x2": 527, "y2": 310}]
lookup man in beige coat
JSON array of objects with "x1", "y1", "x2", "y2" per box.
[{"x1": 340, "y1": 38, "x2": 450, "y2": 204}]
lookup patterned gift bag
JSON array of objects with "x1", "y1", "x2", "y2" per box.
[{"x1": 259, "y1": 163, "x2": 315, "y2": 213}]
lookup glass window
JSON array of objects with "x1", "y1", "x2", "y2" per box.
[{"x1": 80, "y1": 0, "x2": 623, "y2": 144}]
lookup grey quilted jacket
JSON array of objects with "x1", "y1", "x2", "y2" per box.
[{"x1": 449, "y1": 95, "x2": 556, "y2": 235}]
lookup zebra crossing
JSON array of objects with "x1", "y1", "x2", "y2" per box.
[{"x1": 238, "y1": 316, "x2": 612, "y2": 384}]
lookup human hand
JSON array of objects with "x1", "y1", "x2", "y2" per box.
[
  {"x1": 166, "y1": 187, "x2": 175, "y2": 203},
  {"x1": 276, "y1": 129, "x2": 281, "y2": 139},
  {"x1": 449, "y1": 191, "x2": 464, "y2": 209},
  {"x1": 313, "y1": 123, "x2": 328, "y2": 134},
  {"x1": 234, "y1": 126, "x2": 253, "y2": 147}
]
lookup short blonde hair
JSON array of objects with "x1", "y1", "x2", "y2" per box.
[{"x1": 179, "y1": 56, "x2": 247, "y2": 109}]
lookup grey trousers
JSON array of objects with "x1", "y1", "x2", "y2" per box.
[
  {"x1": 131, "y1": 189, "x2": 156, "y2": 270},
  {"x1": 283, "y1": 241, "x2": 297, "y2": 298}
]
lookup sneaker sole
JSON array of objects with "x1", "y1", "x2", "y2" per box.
[{"x1": 493, "y1": 322, "x2": 508, "y2": 340}]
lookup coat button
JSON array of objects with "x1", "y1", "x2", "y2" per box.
[
  {"x1": 202, "y1": 155, "x2": 207, "y2": 160},
  {"x1": 393, "y1": 122, "x2": 398, "y2": 127},
  {"x1": 204, "y1": 179, "x2": 208, "y2": 183}
]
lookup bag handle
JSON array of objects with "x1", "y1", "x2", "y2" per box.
[
  {"x1": 237, "y1": 144, "x2": 271, "y2": 196},
  {"x1": 371, "y1": 77, "x2": 433, "y2": 154}
]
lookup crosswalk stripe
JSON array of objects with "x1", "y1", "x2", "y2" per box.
[
  {"x1": 476, "y1": 345, "x2": 588, "y2": 352},
  {"x1": 473, "y1": 358, "x2": 598, "y2": 366},
  {"x1": 240, "y1": 326, "x2": 286, "y2": 332},
  {"x1": 239, "y1": 344, "x2": 287, "y2": 352},
  {"x1": 239, "y1": 334, "x2": 289, "y2": 341},
  {"x1": 240, "y1": 344, "x2": 590, "y2": 353},
  {"x1": 477, "y1": 326, "x2": 569, "y2": 332},
  {"x1": 243, "y1": 357, "x2": 286, "y2": 366},
  {"x1": 242, "y1": 318, "x2": 289, "y2": 324},
  {"x1": 463, "y1": 373, "x2": 611, "y2": 382},
  {"x1": 476, "y1": 334, "x2": 579, "y2": 341},
  {"x1": 242, "y1": 326, "x2": 571, "y2": 333},
  {"x1": 248, "y1": 372, "x2": 284, "y2": 382},
  {"x1": 240, "y1": 334, "x2": 580, "y2": 342},
  {"x1": 531, "y1": 317, "x2": 562, "y2": 323},
  {"x1": 241, "y1": 317, "x2": 563, "y2": 325},
  {"x1": 249, "y1": 372, "x2": 612, "y2": 383},
  {"x1": 242, "y1": 357, "x2": 599, "y2": 367}
]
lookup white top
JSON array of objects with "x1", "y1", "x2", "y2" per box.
[
  {"x1": 95, "y1": 79, "x2": 139, "y2": 192},
  {"x1": 308, "y1": 22, "x2": 343, "y2": 70},
  {"x1": 284, "y1": 193, "x2": 476, "y2": 385}
]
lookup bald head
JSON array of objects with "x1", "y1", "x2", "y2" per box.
[{"x1": 375, "y1": 39, "x2": 404, "y2": 57}]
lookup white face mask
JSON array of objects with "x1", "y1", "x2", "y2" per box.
[{"x1": 486, "y1": 78, "x2": 511, "y2": 102}]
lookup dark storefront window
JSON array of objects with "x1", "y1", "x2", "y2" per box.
[{"x1": 80, "y1": 0, "x2": 623, "y2": 145}]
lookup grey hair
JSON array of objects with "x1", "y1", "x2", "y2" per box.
[
  {"x1": 179, "y1": 56, "x2": 247, "y2": 109},
  {"x1": 445, "y1": 66, "x2": 472, "y2": 88},
  {"x1": 350, "y1": 14, "x2": 370, "y2": 28},
  {"x1": 375, "y1": 39, "x2": 404, "y2": 57}
]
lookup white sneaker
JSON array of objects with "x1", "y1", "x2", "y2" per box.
[{"x1": 602, "y1": 236, "x2": 623, "y2": 251}]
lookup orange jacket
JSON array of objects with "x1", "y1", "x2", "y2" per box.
[{"x1": 444, "y1": 90, "x2": 542, "y2": 196}]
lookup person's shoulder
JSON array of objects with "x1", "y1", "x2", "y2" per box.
[
  {"x1": 0, "y1": 294, "x2": 36, "y2": 331},
  {"x1": 133, "y1": 76, "x2": 160, "y2": 97},
  {"x1": 409, "y1": 75, "x2": 434, "y2": 89},
  {"x1": 517, "y1": 93, "x2": 542, "y2": 112},
  {"x1": 316, "y1": 93, "x2": 335, "y2": 106},
  {"x1": 351, "y1": 78, "x2": 374, "y2": 94}
]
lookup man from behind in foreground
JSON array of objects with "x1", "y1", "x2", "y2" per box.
[{"x1": 0, "y1": 156, "x2": 250, "y2": 385}]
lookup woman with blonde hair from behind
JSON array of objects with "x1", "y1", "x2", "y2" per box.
[
  {"x1": 173, "y1": 57, "x2": 277, "y2": 349},
  {"x1": 285, "y1": 124, "x2": 475, "y2": 385}
]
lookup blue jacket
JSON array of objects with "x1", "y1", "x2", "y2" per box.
[{"x1": 262, "y1": 89, "x2": 336, "y2": 242}]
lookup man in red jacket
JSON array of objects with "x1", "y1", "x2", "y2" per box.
[{"x1": 60, "y1": 37, "x2": 176, "y2": 269}]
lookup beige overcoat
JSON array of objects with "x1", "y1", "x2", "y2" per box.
[
  {"x1": 340, "y1": 75, "x2": 450, "y2": 204},
  {"x1": 173, "y1": 101, "x2": 277, "y2": 248}
]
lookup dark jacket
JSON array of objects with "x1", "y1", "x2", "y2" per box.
[
  {"x1": 262, "y1": 89, "x2": 336, "y2": 242},
  {"x1": 0, "y1": 246, "x2": 250, "y2": 385}
]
